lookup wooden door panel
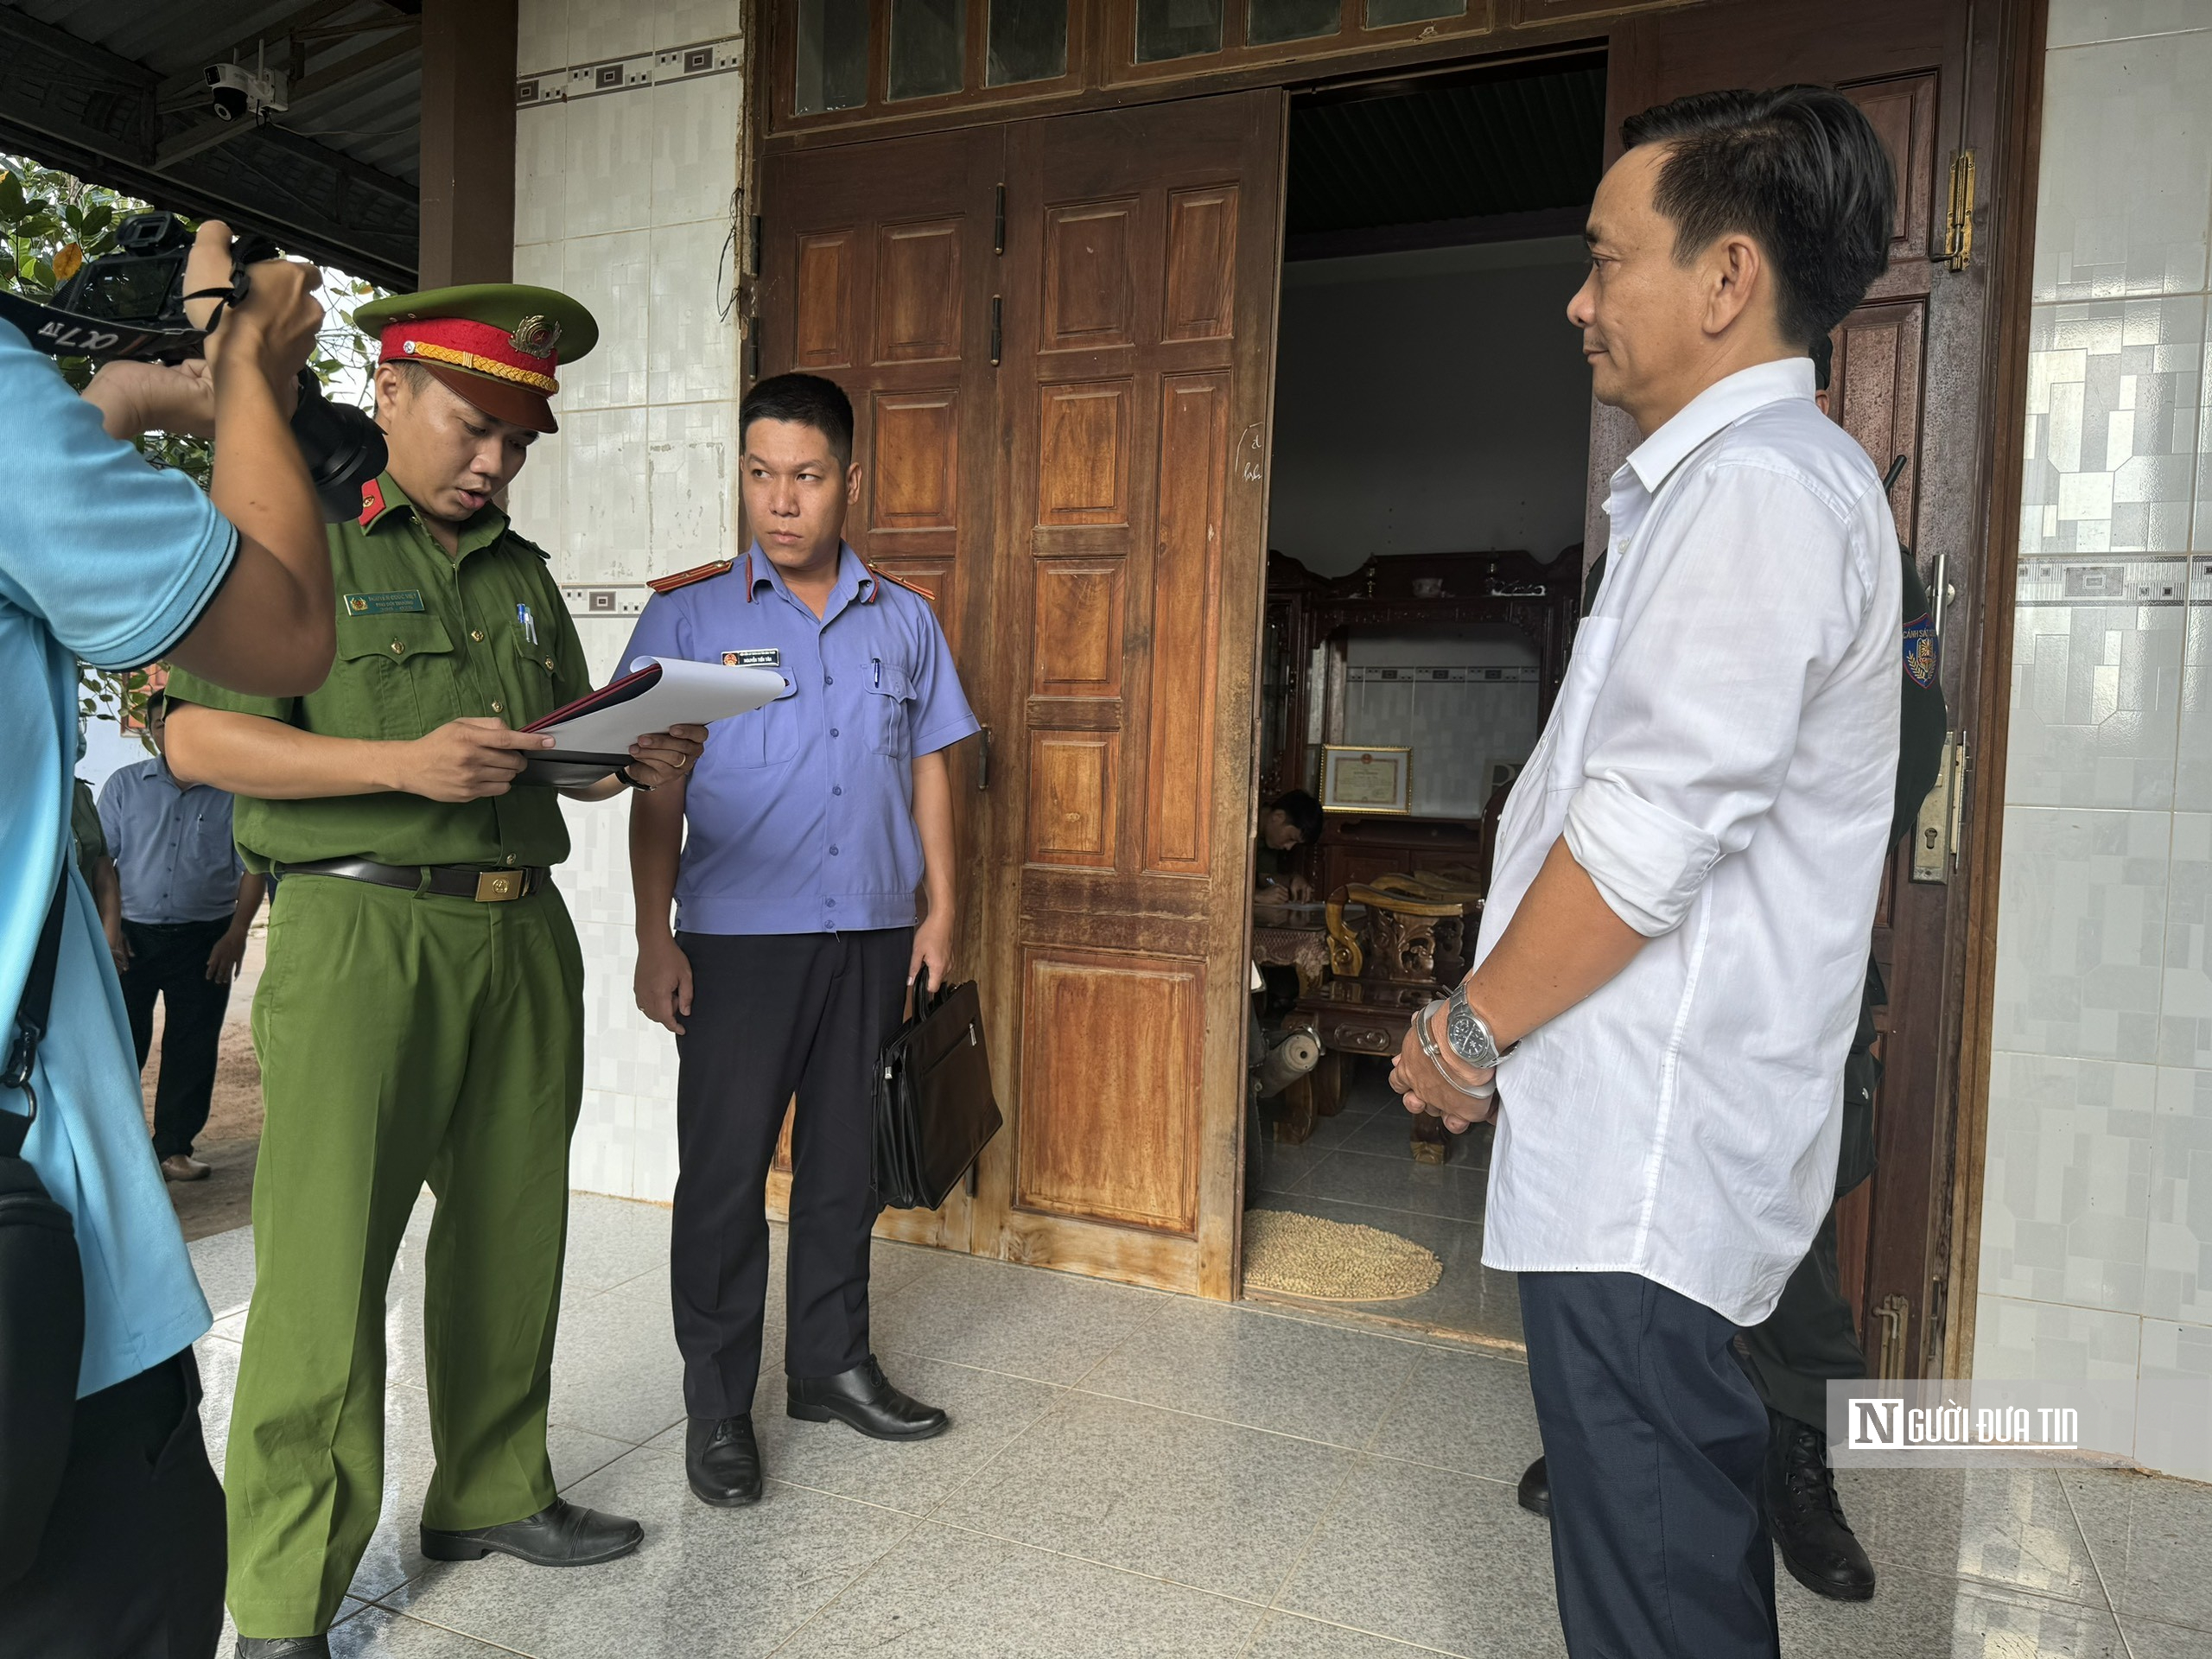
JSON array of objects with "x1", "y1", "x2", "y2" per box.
[
  {"x1": 1832, "y1": 299, "x2": 1928, "y2": 543},
  {"x1": 1014, "y1": 949, "x2": 1203, "y2": 1234},
  {"x1": 1145, "y1": 372, "x2": 1232, "y2": 875},
  {"x1": 1027, "y1": 732, "x2": 1121, "y2": 866},
  {"x1": 1038, "y1": 381, "x2": 1135, "y2": 522},
  {"x1": 1033, "y1": 562, "x2": 1128, "y2": 696},
  {"x1": 758, "y1": 125, "x2": 1006, "y2": 1250},
  {"x1": 870, "y1": 390, "x2": 962, "y2": 530},
  {"x1": 1043, "y1": 200, "x2": 1141, "y2": 350},
  {"x1": 974, "y1": 90, "x2": 1287, "y2": 1298},
  {"x1": 873, "y1": 220, "x2": 964, "y2": 363},
  {"x1": 1163, "y1": 187, "x2": 1240, "y2": 341},
  {"x1": 795, "y1": 231, "x2": 857, "y2": 367}
]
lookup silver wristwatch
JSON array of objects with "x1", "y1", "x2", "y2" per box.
[{"x1": 1444, "y1": 982, "x2": 1515, "y2": 1071}]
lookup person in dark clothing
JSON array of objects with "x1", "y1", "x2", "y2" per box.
[
  {"x1": 1516, "y1": 333, "x2": 1948, "y2": 1606},
  {"x1": 1255, "y1": 788, "x2": 1322, "y2": 896},
  {"x1": 97, "y1": 692, "x2": 265, "y2": 1180}
]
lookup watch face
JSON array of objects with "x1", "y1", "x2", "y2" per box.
[{"x1": 1446, "y1": 1002, "x2": 1492, "y2": 1067}]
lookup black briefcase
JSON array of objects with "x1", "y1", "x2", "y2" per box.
[{"x1": 872, "y1": 970, "x2": 1001, "y2": 1211}]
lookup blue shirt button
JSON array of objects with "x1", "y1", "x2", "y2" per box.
[
  {"x1": 832, "y1": 785, "x2": 842, "y2": 796},
  {"x1": 830, "y1": 846, "x2": 839, "y2": 855},
  {"x1": 830, "y1": 727, "x2": 839, "y2": 738},
  {"x1": 826, "y1": 897, "x2": 836, "y2": 906},
  {"x1": 824, "y1": 675, "x2": 834, "y2": 685}
]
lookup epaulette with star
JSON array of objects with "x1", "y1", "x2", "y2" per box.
[{"x1": 647, "y1": 559, "x2": 734, "y2": 594}]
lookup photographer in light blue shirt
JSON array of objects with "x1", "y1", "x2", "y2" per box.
[{"x1": 0, "y1": 222, "x2": 331, "y2": 1657}]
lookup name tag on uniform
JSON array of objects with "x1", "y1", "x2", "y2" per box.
[
  {"x1": 343, "y1": 589, "x2": 426, "y2": 615},
  {"x1": 723, "y1": 646, "x2": 795, "y2": 698}
]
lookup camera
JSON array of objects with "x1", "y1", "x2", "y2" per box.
[
  {"x1": 0, "y1": 212, "x2": 385, "y2": 522},
  {"x1": 204, "y1": 62, "x2": 286, "y2": 124}
]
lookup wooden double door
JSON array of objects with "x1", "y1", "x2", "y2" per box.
[
  {"x1": 758, "y1": 0, "x2": 2017, "y2": 1363},
  {"x1": 759, "y1": 93, "x2": 1285, "y2": 1294}
]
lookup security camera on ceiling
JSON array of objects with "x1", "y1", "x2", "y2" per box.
[{"x1": 205, "y1": 60, "x2": 288, "y2": 124}]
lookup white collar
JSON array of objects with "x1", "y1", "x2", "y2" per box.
[{"x1": 1623, "y1": 357, "x2": 1816, "y2": 496}]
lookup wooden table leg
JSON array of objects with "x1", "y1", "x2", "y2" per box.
[
  {"x1": 1411, "y1": 1110, "x2": 1452, "y2": 1165},
  {"x1": 1276, "y1": 1073, "x2": 1318, "y2": 1144},
  {"x1": 1313, "y1": 1050, "x2": 1348, "y2": 1118}
]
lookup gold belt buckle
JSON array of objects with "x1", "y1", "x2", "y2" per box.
[{"x1": 474, "y1": 869, "x2": 524, "y2": 903}]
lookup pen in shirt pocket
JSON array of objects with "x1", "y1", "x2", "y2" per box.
[
  {"x1": 518, "y1": 602, "x2": 537, "y2": 645},
  {"x1": 871, "y1": 657, "x2": 880, "y2": 690}
]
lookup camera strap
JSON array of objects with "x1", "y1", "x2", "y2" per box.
[
  {"x1": 0, "y1": 287, "x2": 204, "y2": 364},
  {"x1": 1, "y1": 866, "x2": 68, "y2": 1160},
  {"x1": 181, "y1": 273, "x2": 250, "y2": 337}
]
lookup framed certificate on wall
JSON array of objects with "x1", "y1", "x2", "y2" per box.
[{"x1": 1320, "y1": 745, "x2": 1413, "y2": 816}]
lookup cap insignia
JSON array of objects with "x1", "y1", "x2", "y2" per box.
[{"x1": 510, "y1": 315, "x2": 562, "y2": 359}]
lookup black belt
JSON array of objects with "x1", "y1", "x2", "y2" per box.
[{"x1": 278, "y1": 857, "x2": 550, "y2": 903}]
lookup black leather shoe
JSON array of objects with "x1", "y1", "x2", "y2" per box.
[
  {"x1": 236, "y1": 1640, "x2": 330, "y2": 1658},
  {"x1": 1517, "y1": 1455, "x2": 1551, "y2": 1519},
  {"x1": 788, "y1": 1355, "x2": 949, "y2": 1440},
  {"x1": 419, "y1": 1497, "x2": 643, "y2": 1567},
  {"x1": 1765, "y1": 1410, "x2": 1876, "y2": 1601},
  {"x1": 687, "y1": 1413, "x2": 763, "y2": 1506}
]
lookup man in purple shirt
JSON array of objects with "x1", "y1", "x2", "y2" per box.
[{"x1": 626, "y1": 372, "x2": 979, "y2": 1509}]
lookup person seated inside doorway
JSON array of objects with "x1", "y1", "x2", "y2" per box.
[{"x1": 1255, "y1": 789, "x2": 1322, "y2": 902}]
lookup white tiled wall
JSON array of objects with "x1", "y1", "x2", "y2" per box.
[
  {"x1": 511, "y1": 0, "x2": 746, "y2": 1202},
  {"x1": 1976, "y1": 0, "x2": 2212, "y2": 1478}
]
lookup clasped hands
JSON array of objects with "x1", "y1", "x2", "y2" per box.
[{"x1": 1389, "y1": 998, "x2": 1497, "y2": 1135}]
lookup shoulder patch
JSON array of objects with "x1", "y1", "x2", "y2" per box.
[
  {"x1": 648, "y1": 559, "x2": 734, "y2": 594},
  {"x1": 357, "y1": 478, "x2": 385, "y2": 527},
  {"x1": 869, "y1": 564, "x2": 936, "y2": 605},
  {"x1": 1903, "y1": 612, "x2": 1938, "y2": 690}
]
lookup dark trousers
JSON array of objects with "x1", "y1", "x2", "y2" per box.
[
  {"x1": 0, "y1": 1349, "x2": 226, "y2": 1659},
  {"x1": 1739, "y1": 1200, "x2": 1867, "y2": 1431},
  {"x1": 1520, "y1": 1271, "x2": 1779, "y2": 1659},
  {"x1": 671, "y1": 928, "x2": 912, "y2": 1420},
  {"x1": 119, "y1": 917, "x2": 234, "y2": 1157}
]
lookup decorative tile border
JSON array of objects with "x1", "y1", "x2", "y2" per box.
[
  {"x1": 2017, "y1": 554, "x2": 2192, "y2": 607},
  {"x1": 1345, "y1": 664, "x2": 1541, "y2": 684},
  {"x1": 518, "y1": 35, "x2": 742, "y2": 108}
]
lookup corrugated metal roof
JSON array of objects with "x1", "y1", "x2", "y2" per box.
[
  {"x1": 1288, "y1": 62, "x2": 1605, "y2": 238},
  {"x1": 14, "y1": 0, "x2": 421, "y2": 184}
]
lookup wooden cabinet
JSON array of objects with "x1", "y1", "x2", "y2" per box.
[{"x1": 1315, "y1": 817, "x2": 1485, "y2": 899}]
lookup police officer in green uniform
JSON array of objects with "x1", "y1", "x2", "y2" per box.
[
  {"x1": 1516, "y1": 337, "x2": 1948, "y2": 1605},
  {"x1": 163, "y1": 285, "x2": 706, "y2": 1658}
]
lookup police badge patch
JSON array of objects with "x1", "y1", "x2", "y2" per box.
[{"x1": 1904, "y1": 612, "x2": 1938, "y2": 690}]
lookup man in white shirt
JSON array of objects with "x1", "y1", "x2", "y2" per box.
[{"x1": 1389, "y1": 88, "x2": 1900, "y2": 1657}]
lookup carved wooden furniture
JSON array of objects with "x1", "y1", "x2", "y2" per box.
[{"x1": 1277, "y1": 874, "x2": 1484, "y2": 1161}]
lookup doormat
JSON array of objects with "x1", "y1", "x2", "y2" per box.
[{"x1": 1243, "y1": 1209, "x2": 1442, "y2": 1301}]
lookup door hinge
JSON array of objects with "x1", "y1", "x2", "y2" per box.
[
  {"x1": 988, "y1": 295, "x2": 1002, "y2": 367},
  {"x1": 746, "y1": 314, "x2": 760, "y2": 384},
  {"x1": 1874, "y1": 1293, "x2": 1911, "y2": 1379},
  {"x1": 749, "y1": 213, "x2": 763, "y2": 276},
  {"x1": 976, "y1": 723, "x2": 992, "y2": 790},
  {"x1": 1943, "y1": 149, "x2": 1976, "y2": 271},
  {"x1": 994, "y1": 183, "x2": 1006, "y2": 256}
]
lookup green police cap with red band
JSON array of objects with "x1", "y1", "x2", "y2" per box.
[{"x1": 354, "y1": 283, "x2": 600, "y2": 435}]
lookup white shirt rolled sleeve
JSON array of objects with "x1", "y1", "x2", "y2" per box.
[{"x1": 1475, "y1": 358, "x2": 1902, "y2": 1327}]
